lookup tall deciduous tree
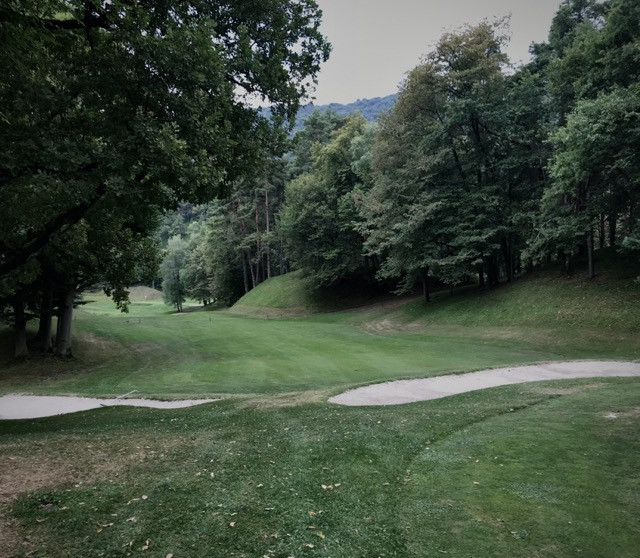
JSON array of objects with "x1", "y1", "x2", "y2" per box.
[
  {"x1": 280, "y1": 113, "x2": 372, "y2": 287},
  {"x1": 363, "y1": 21, "x2": 540, "y2": 296},
  {"x1": 0, "y1": 0, "x2": 329, "y2": 353},
  {"x1": 161, "y1": 236, "x2": 188, "y2": 312}
]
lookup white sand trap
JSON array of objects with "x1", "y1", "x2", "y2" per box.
[
  {"x1": 329, "y1": 360, "x2": 640, "y2": 406},
  {"x1": 0, "y1": 395, "x2": 218, "y2": 420}
]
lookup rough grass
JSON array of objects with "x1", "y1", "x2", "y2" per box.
[{"x1": 2, "y1": 380, "x2": 639, "y2": 557}]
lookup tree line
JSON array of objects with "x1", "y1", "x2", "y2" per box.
[{"x1": 160, "y1": 0, "x2": 640, "y2": 311}]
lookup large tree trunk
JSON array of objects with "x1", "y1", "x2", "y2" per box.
[
  {"x1": 242, "y1": 252, "x2": 250, "y2": 294},
  {"x1": 478, "y1": 266, "x2": 485, "y2": 288},
  {"x1": 35, "y1": 285, "x2": 54, "y2": 352},
  {"x1": 586, "y1": 228, "x2": 595, "y2": 279},
  {"x1": 246, "y1": 250, "x2": 256, "y2": 289},
  {"x1": 55, "y1": 286, "x2": 75, "y2": 357},
  {"x1": 486, "y1": 256, "x2": 499, "y2": 287},
  {"x1": 419, "y1": 267, "x2": 430, "y2": 303},
  {"x1": 255, "y1": 206, "x2": 261, "y2": 285},
  {"x1": 12, "y1": 295, "x2": 28, "y2": 358},
  {"x1": 500, "y1": 236, "x2": 514, "y2": 282},
  {"x1": 609, "y1": 214, "x2": 617, "y2": 247},
  {"x1": 265, "y1": 187, "x2": 271, "y2": 280},
  {"x1": 599, "y1": 213, "x2": 606, "y2": 250}
]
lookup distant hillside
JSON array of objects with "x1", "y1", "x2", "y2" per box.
[
  {"x1": 295, "y1": 94, "x2": 397, "y2": 127},
  {"x1": 262, "y1": 94, "x2": 397, "y2": 134}
]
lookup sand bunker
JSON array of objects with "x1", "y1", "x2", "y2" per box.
[
  {"x1": 329, "y1": 360, "x2": 640, "y2": 406},
  {"x1": 0, "y1": 395, "x2": 218, "y2": 420}
]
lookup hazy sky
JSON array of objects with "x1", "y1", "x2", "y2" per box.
[{"x1": 310, "y1": 0, "x2": 563, "y2": 104}]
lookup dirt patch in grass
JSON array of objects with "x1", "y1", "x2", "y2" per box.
[
  {"x1": 0, "y1": 443, "x2": 95, "y2": 557},
  {"x1": 0, "y1": 434, "x2": 194, "y2": 556},
  {"x1": 226, "y1": 305, "x2": 310, "y2": 318},
  {"x1": 237, "y1": 388, "x2": 336, "y2": 409},
  {"x1": 603, "y1": 407, "x2": 640, "y2": 420},
  {"x1": 529, "y1": 382, "x2": 606, "y2": 396},
  {"x1": 75, "y1": 331, "x2": 123, "y2": 353}
]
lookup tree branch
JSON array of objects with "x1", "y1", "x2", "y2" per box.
[{"x1": 0, "y1": 182, "x2": 108, "y2": 278}]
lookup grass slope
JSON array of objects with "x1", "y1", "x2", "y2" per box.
[
  {"x1": 230, "y1": 270, "x2": 398, "y2": 316},
  {"x1": 2, "y1": 380, "x2": 639, "y2": 557},
  {"x1": 230, "y1": 270, "x2": 316, "y2": 314}
]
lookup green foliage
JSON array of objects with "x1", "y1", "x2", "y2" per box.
[
  {"x1": 529, "y1": 0, "x2": 640, "y2": 267},
  {"x1": 0, "y1": 0, "x2": 330, "y2": 352},
  {"x1": 288, "y1": 93, "x2": 396, "y2": 133},
  {"x1": 540, "y1": 87, "x2": 640, "y2": 251},
  {"x1": 281, "y1": 113, "x2": 373, "y2": 287},
  {"x1": 160, "y1": 236, "x2": 187, "y2": 312},
  {"x1": 361, "y1": 20, "x2": 540, "y2": 293}
]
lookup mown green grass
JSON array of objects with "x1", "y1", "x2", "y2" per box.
[
  {"x1": 402, "y1": 382, "x2": 640, "y2": 557},
  {"x1": 0, "y1": 291, "x2": 560, "y2": 396},
  {"x1": 1, "y1": 257, "x2": 639, "y2": 397},
  {"x1": 2, "y1": 380, "x2": 639, "y2": 557}
]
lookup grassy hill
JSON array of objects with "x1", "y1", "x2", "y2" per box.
[{"x1": 229, "y1": 270, "x2": 402, "y2": 316}]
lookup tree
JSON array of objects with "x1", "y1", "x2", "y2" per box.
[
  {"x1": 0, "y1": 0, "x2": 329, "y2": 354},
  {"x1": 287, "y1": 109, "x2": 345, "y2": 176},
  {"x1": 539, "y1": 86, "x2": 640, "y2": 277},
  {"x1": 280, "y1": 113, "x2": 372, "y2": 287},
  {"x1": 161, "y1": 236, "x2": 188, "y2": 312},
  {"x1": 0, "y1": 1, "x2": 329, "y2": 276},
  {"x1": 530, "y1": 0, "x2": 640, "y2": 275},
  {"x1": 362, "y1": 21, "x2": 534, "y2": 297}
]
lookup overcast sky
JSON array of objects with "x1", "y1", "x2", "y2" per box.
[{"x1": 310, "y1": 0, "x2": 563, "y2": 105}]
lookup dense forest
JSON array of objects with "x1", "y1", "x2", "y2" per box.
[
  {"x1": 159, "y1": 0, "x2": 640, "y2": 310},
  {"x1": 2, "y1": 0, "x2": 640, "y2": 355}
]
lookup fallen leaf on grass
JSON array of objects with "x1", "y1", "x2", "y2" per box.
[{"x1": 229, "y1": 521, "x2": 236, "y2": 528}]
